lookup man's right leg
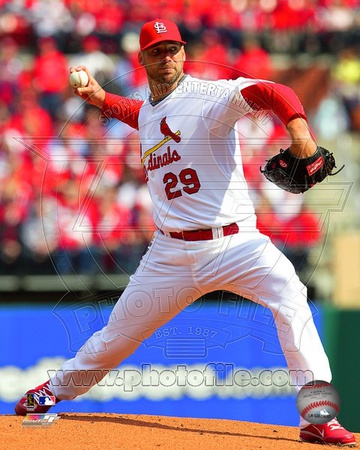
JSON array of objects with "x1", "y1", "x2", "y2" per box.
[
  {"x1": 52, "y1": 274, "x2": 202, "y2": 399},
  {"x1": 15, "y1": 233, "x2": 203, "y2": 414}
]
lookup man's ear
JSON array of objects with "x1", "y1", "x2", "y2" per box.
[{"x1": 138, "y1": 52, "x2": 144, "y2": 66}]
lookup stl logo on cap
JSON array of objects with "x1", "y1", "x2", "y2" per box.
[
  {"x1": 154, "y1": 22, "x2": 167, "y2": 34},
  {"x1": 139, "y1": 18, "x2": 186, "y2": 50}
]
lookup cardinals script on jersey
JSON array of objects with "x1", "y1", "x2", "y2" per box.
[{"x1": 139, "y1": 75, "x2": 256, "y2": 232}]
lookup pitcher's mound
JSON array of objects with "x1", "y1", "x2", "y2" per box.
[{"x1": 1, "y1": 413, "x2": 358, "y2": 449}]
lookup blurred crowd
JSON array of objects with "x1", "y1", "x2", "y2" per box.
[
  {"x1": 0, "y1": 0, "x2": 359, "y2": 281},
  {"x1": 1, "y1": 0, "x2": 360, "y2": 54}
]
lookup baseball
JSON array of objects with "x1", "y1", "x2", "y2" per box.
[
  {"x1": 296, "y1": 380, "x2": 340, "y2": 424},
  {"x1": 69, "y1": 70, "x2": 89, "y2": 88}
]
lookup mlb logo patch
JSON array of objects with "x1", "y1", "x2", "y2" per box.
[{"x1": 38, "y1": 396, "x2": 56, "y2": 406}]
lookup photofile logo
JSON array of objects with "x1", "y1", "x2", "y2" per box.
[{"x1": 22, "y1": 413, "x2": 60, "y2": 428}]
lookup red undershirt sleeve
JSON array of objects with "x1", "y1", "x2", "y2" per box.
[
  {"x1": 100, "y1": 92, "x2": 143, "y2": 130},
  {"x1": 240, "y1": 82, "x2": 308, "y2": 125}
]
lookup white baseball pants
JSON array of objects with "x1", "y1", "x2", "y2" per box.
[{"x1": 50, "y1": 229, "x2": 331, "y2": 427}]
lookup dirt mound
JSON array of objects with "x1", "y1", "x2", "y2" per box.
[{"x1": 1, "y1": 413, "x2": 358, "y2": 449}]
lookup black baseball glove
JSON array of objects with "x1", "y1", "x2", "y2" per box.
[{"x1": 260, "y1": 146, "x2": 344, "y2": 194}]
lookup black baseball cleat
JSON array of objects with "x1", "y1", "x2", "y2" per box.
[
  {"x1": 14, "y1": 380, "x2": 61, "y2": 416},
  {"x1": 300, "y1": 418, "x2": 356, "y2": 446}
]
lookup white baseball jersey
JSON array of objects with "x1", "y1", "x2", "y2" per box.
[
  {"x1": 139, "y1": 75, "x2": 261, "y2": 233},
  {"x1": 102, "y1": 74, "x2": 307, "y2": 233}
]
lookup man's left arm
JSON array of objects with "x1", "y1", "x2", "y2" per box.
[
  {"x1": 241, "y1": 81, "x2": 317, "y2": 157},
  {"x1": 241, "y1": 81, "x2": 341, "y2": 194}
]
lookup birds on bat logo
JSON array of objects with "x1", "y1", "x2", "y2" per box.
[
  {"x1": 139, "y1": 117, "x2": 182, "y2": 179},
  {"x1": 160, "y1": 117, "x2": 181, "y2": 143}
]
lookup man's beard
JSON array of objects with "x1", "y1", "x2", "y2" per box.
[
  {"x1": 148, "y1": 61, "x2": 182, "y2": 85},
  {"x1": 150, "y1": 70, "x2": 182, "y2": 98},
  {"x1": 154, "y1": 70, "x2": 181, "y2": 85}
]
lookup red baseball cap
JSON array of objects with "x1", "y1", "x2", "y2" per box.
[{"x1": 139, "y1": 19, "x2": 186, "y2": 51}]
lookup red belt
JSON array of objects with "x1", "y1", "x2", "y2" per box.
[{"x1": 160, "y1": 223, "x2": 239, "y2": 241}]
